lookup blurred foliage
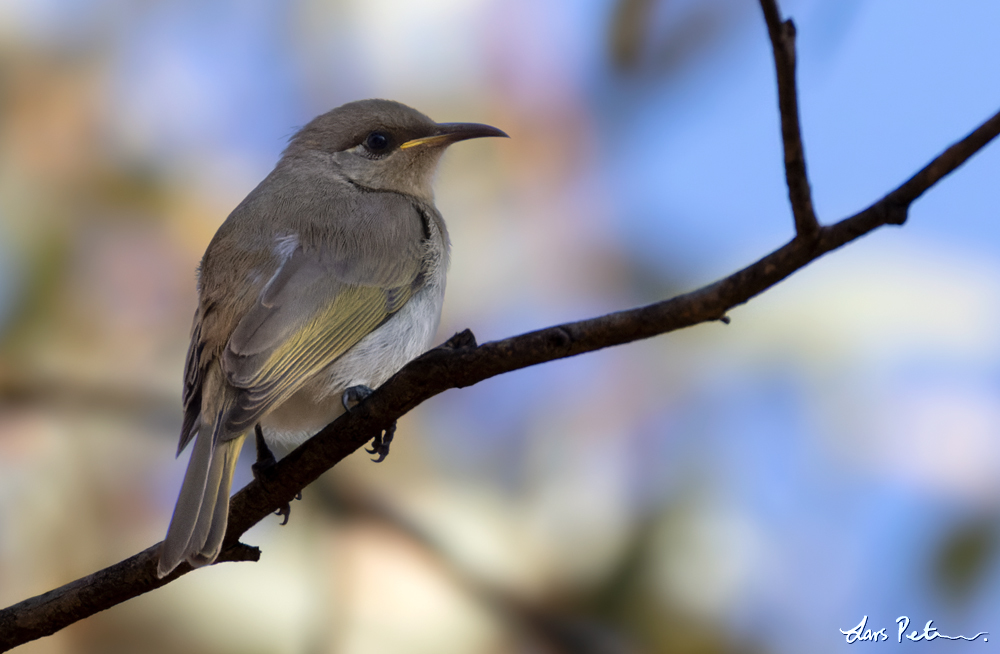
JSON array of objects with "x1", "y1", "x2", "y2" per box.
[
  {"x1": 607, "y1": 0, "x2": 742, "y2": 78},
  {"x1": 608, "y1": 0, "x2": 656, "y2": 71},
  {"x1": 933, "y1": 514, "x2": 999, "y2": 607}
]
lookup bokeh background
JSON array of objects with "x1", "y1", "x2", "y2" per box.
[{"x1": 1, "y1": 0, "x2": 999, "y2": 652}]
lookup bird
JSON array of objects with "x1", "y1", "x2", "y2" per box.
[{"x1": 157, "y1": 99, "x2": 507, "y2": 578}]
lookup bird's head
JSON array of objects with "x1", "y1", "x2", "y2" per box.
[{"x1": 284, "y1": 99, "x2": 507, "y2": 202}]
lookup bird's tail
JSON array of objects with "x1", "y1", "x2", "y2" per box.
[{"x1": 158, "y1": 412, "x2": 246, "y2": 578}]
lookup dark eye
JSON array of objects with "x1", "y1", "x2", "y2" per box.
[{"x1": 365, "y1": 131, "x2": 389, "y2": 151}]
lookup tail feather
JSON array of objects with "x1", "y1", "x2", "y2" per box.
[
  {"x1": 158, "y1": 412, "x2": 246, "y2": 578},
  {"x1": 188, "y1": 437, "x2": 243, "y2": 567}
]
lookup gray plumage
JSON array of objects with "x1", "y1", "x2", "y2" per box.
[{"x1": 158, "y1": 100, "x2": 506, "y2": 577}]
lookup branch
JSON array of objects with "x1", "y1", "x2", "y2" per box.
[
  {"x1": 760, "y1": 0, "x2": 819, "y2": 236},
  {"x1": 3, "y1": 10, "x2": 1000, "y2": 654},
  {"x1": 0, "y1": 542, "x2": 259, "y2": 650}
]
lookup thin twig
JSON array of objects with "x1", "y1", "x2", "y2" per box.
[{"x1": 760, "y1": 0, "x2": 820, "y2": 237}]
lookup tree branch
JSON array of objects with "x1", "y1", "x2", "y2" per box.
[
  {"x1": 2, "y1": 5, "x2": 1000, "y2": 651},
  {"x1": 760, "y1": 0, "x2": 820, "y2": 237}
]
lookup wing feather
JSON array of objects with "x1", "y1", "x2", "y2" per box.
[{"x1": 222, "y1": 267, "x2": 410, "y2": 432}]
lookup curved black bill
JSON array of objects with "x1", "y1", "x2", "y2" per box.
[{"x1": 400, "y1": 122, "x2": 509, "y2": 149}]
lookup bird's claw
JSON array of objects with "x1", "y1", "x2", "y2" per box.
[
  {"x1": 441, "y1": 328, "x2": 477, "y2": 350},
  {"x1": 366, "y1": 421, "x2": 397, "y2": 462},
  {"x1": 274, "y1": 492, "x2": 302, "y2": 526},
  {"x1": 253, "y1": 424, "x2": 302, "y2": 525},
  {"x1": 342, "y1": 385, "x2": 395, "y2": 462},
  {"x1": 342, "y1": 384, "x2": 374, "y2": 412}
]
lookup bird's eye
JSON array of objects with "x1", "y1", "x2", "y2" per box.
[{"x1": 365, "y1": 132, "x2": 389, "y2": 151}]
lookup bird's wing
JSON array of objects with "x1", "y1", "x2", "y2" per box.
[
  {"x1": 218, "y1": 244, "x2": 421, "y2": 434},
  {"x1": 212, "y1": 190, "x2": 430, "y2": 436}
]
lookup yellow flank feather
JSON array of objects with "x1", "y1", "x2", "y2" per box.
[{"x1": 234, "y1": 284, "x2": 410, "y2": 418}]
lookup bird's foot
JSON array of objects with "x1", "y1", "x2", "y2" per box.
[
  {"x1": 440, "y1": 328, "x2": 477, "y2": 350},
  {"x1": 366, "y1": 421, "x2": 397, "y2": 463},
  {"x1": 251, "y1": 424, "x2": 301, "y2": 525},
  {"x1": 342, "y1": 384, "x2": 374, "y2": 412},
  {"x1": 341, "y1": 384, "x2": 395, "y2": 462},
  {"x1": 251, "y1": 424, "x2": 276, "y2": 480}
]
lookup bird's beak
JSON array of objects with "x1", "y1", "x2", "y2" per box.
[{"x1": 400, "y1": 122, "x2": 509, "y2": 150}]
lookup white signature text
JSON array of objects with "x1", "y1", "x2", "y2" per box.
[{"x1": 840, "y1": 616, "x2": 988, "y2": 644}]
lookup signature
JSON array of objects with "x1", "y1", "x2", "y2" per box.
[{"x1": 840, "y1": 616, "x2": 988, "y2": 644}]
